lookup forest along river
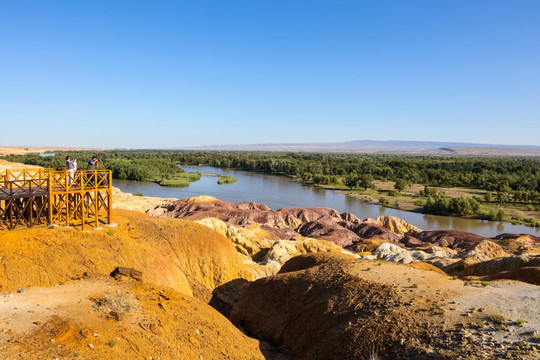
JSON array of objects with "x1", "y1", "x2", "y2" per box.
[{"x1": 114, "y1": 166, "x2": 540, "y2": 238}]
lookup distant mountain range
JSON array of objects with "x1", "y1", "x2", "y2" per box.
[{"x1": 182, "y1": 140, "x2": 540, "y2": 156}]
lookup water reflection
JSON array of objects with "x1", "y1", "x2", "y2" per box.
[{"x1": 113, "y1": 166, "x2": 539, "y2": 238}]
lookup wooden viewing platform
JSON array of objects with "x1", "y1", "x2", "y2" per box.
[{"x1": 0, "y1": 168, "x2": 112, "y2": 230}]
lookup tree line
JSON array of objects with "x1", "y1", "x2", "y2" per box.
[
  {"x1": 169, "y1": 151, "x2": 540, "y2": 202},
  {"x1": 3, "y1": 150, "x2": 540, "y2": 204}
]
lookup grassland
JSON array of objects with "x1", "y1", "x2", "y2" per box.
[{"x1": 321, "y1": 180, "x2": 540, "y2": 227}]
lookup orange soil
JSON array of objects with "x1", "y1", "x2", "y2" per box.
[
  {"x1": 0, "y1": 277, "x2": 265, "y2": 360},
  {"x1": 0, "y1": 213, "x2": 257, "y2": 295}
]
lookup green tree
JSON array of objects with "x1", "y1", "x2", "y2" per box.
[
  {"x1": 394, "y1": 179, "x2": 409, "y2": 192},
  {"x1": 344, "y1": 174, "x2": 359, "y2": 188},
  {"x1": 302, "y1": 172, "x2": 313, "y2": 182},
  {"x1": 359, "y1": 174, "x2": 374, "y2": 190}
]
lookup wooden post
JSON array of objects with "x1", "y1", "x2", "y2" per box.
[
  {"x1": 47, "y1": 173, "x2": 52, "y2": 225},
  {"x1": 107, "y1": 170, "x2": 112, "y2": 224},
  {"x1": 94, "y1": 171, "x2": 98, "y2": 227}
]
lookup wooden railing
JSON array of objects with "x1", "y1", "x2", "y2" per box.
[{"x1": 0, "y1": 168, "x2": 112, "y2": 230}]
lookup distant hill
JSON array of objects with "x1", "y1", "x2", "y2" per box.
[{"x1": 182, "y1": 140, "x2": 540, "y2": 156}]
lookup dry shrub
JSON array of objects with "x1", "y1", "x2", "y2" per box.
[{"x1": 93, "y1": 291, "x2": 139, "y2": 321}]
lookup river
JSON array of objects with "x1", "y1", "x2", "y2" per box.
[{"x1": 114, "y1": 166, "x2": 539, "y2": 238}]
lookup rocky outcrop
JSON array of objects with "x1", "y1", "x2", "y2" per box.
[
  {"x1": 460, "y1": 240, "x2": 511, "y2": 261},
  {"x1": 296, "y1": 217, "x2": 361, "y2": 247},
  {"x1": 364, "y1": 243, "x2": 454, "y2": 266},
  {"x1": 151, "y1": 196, "x2": 540, "y2": 287},
  {"x1": 368, "y1": 215, "x2": 421, "y2": 235},
  {"x1": 459, "y1": 254, "x2": 540, "y2": 285},
  {"x1": 153, "y1": 197, "x2": 418, "y2": 251},
  {"x1": 492, "y1": 233, "x2": 540, "y2": 244},
  {"x1": 230, "y1": 253, "x2": 444, "y2": 360},
  {"x1": 196, "y1": 217, "x2": 276, "y2": 257},
  {"x1": 260, "y1": 238, "x2": 344, "y2": 267},
  {"x1": 401, "y1": 230, "x2": 489, "y2": 251},
  {"x1": 344, "y1": 222, "x2": 403, "y2": 242},
  {"x1": 196, "y1": 217, "x2": 344, "y2": 272},
  {"x1": 491, "y1": 233, "x2": 540, "y2": 253}
]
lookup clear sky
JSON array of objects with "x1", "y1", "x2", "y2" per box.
[{"x1": 1, "y1": 1, "x2": 539, "y2": 148}]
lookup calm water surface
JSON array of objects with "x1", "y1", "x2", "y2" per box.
[{"x1": 114, "y1": 166, "x2": 539, "y2": 238}]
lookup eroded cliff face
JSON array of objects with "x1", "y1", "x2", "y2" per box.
[
  {"x1": 150, "y1": 196, "x2": 540, "y2": 286},
  {"x1": 0, "y1": 210, "x2": 263, "y2": 295},
  {"x1": 150, "y1": 196, "x2": 412, "y2": 250}
]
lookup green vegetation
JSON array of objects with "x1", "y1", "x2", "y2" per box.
[
  {"x1": 217, "y1": 176, "x2": 237, "y2": 184},
  {"x1": 394, "y1": 179, "x2": 409, "y2": 192},
  {"x1": 477, "y1": 209, "x2": 506, "y2": 222},
  {"x1": 464, "y1": 280, "x2": 491, "y2": 287},
  {"x1": 159, "y1": 173, "x2": 202, "y2": 187},
  {"x1": 424, "y1": 194, "x2": 480, "y2": 216},
  {"x1": 418, "y1": 185, "x2": 437, "y2": 197},
  {"x1": 489, "y1": 313, "x2": 506, "y2": 324},
  {"x1": 476, "y1": 321, "x2": 485, "y2": 329},
  {"x1": 167, "y1": 151, "x2": 540, "y2": 195},
  {"x1": 159, "y1": 178, "x2": 190, "y2": 187},
  {"x1": 515, "y1": 318, "x2": 525, "y2": 327}
]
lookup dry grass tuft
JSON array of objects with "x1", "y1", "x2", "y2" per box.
[
  {"x1": 92, "y1": 291, "x2": 139, "y2": 321},
  {"x1": 489, "y1": 313, "x2": 506, "y2": 325}
]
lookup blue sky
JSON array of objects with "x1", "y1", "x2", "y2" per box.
[{"x1": 1, "y1": 1, "x2": 539, "y2": 148}]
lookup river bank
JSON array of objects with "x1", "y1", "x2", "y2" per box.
[{"x1": 315, "y1": 179, "x2": 540, "y2": 229}]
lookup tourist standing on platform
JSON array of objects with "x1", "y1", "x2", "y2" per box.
[
  {"x1": 87, "y1": 156, "x2": 98, "y2": 170},
  {"x1": 66, "y1": 156, "x2": 77, "y2": 185},
  {"x1": 86, "y1": 156, "x2": 99, "y2": 186}
]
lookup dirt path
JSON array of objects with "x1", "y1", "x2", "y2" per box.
[{"x1": 0, "y1": 278, "x2": 113, "y2": 336}]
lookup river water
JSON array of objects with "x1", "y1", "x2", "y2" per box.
[{"x1": 114, "y1": 166, "x2": 539, "y2": 238}]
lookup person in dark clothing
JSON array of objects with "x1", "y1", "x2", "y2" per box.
[
  {"x1": 86, "y1": 156, "x2": 99, "y2": 186},
  {"x1": 87, "y1": 156, "x2": 99, "y2": 170}
]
